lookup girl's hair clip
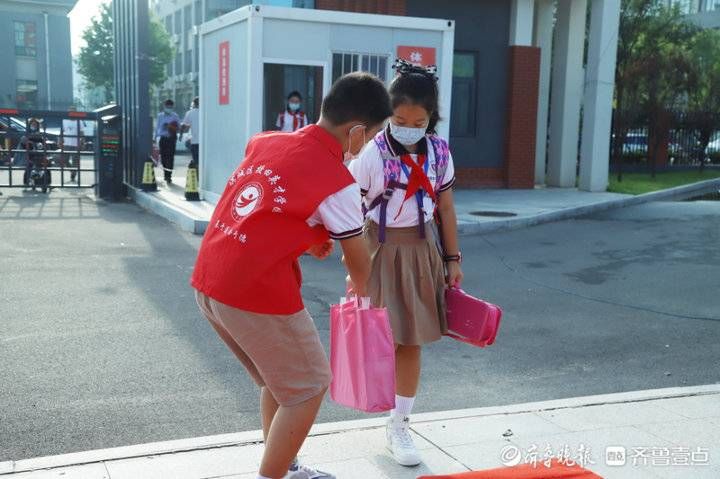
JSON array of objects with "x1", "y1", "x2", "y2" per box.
[{"x1": 392, "y1": 58, "x2": 439, "y2": 82}]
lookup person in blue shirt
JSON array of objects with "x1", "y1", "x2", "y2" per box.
[{"x1": 154, "y1": 99, "x2": 180, "y2": 184}]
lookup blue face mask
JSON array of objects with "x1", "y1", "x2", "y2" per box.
[
  {"x1": 288, "y1": 102, "x2": 301, "y2": 112},
  {"x1": 164, "y1": 107, "x2": 172, "y2": 114}
]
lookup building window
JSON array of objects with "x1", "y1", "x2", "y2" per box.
[
  {"x1": 450, "y1": 51, "x2": 477, "y2": 138},
  {"x1": 194, "y1": 0, "x2": 202, "y2": 23},
  {"x1": 194, "y1": 35, "x2": 199, "y2": 73},
  {"x1": 16, "y1": 80, "x2": 38, "y2": 108},
  {"x1": 184, "y1": 5, "x2": 192, "y2": 31},
  {"x1": 332, "y1": 53, "x2": 388, "y2": 83},
  {"x1": 14, "y1": 22, "x2": 37, "y2": 57},
  {"x1": 671, "y1": 0, "x2": 697, "y2": 14}
]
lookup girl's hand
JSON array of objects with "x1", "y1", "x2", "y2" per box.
[
  {"x1": 307, "y1": 239, "x2": 334, "y2": 260},
  {"x1": 446, "y1": 261, "x2": 463, "y2": 288}
]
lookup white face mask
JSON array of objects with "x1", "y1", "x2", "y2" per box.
[
  {"x1": 389, "y1": 122, "x2": 426, "y2": 146},
  {"x1": 344, "y1": 124, "x2": 366, "y2": 163},
  {"x1": 288, "y1": 102, "x2": 301, "y2": 112}
]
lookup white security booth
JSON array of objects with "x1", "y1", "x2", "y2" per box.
[{"x1": 199, "y1": 5, "x2": 454, "y2": 203}]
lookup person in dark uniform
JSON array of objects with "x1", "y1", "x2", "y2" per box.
[{"x1": 154, "y1": 99, "x2": 180, "y2": 184}]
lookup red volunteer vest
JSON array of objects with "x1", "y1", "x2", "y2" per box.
[{"x1": 191, "y1": 125, "x2": 354, "y2": 314}]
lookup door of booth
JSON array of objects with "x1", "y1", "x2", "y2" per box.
[{"x1": 263, "y1": 63, "x2": 324, "y2": 132}]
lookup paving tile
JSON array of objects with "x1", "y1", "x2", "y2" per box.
[
  {"x1": 5, "y1": 463, "x2": 110, "y2": 479},
  {"x1": 443, "y1": 438, "x2": 526, "y2": 471},
  {"x1": 297, "y1": 427, "x2": 433, "y2": 465},
  {"x1": 104, "y1": 445, "x2": 263, "y2": 479},
  {"x1": 301, "y1": 457, "x2": 390, "y2": 479},
  {"x1": 509, "y1": 425, "x2": 677, "y2": 479},
  {"x1": 370, "y1": 448, "x2": 470, "y2": 479},
  {"x1": 652, "y1": 394, "x2": 720, "y2": 419},
  {"x1": 536, "y1": 402, "x2": 688, "y2": 432},
  {"x1": 411, "y1": 412, "x2": 568, "y2": 448},
  {"x1": 651, "y1": 464, "x2": 720, "y2": 479},
  {"x1": 634, "y1": 417, "x2": 720, "y2": 461}
]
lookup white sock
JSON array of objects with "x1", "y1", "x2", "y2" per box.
[{"x1": 391, "y1": 394, "x2": 415, "y2": 419}]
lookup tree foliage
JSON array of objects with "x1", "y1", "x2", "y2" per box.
[
  {"x1": 77, "y1": 3, "x2": 173, "y2": 102},
  {"x1": 613, "y1": 0, "x2": 714, "y2": 177}
]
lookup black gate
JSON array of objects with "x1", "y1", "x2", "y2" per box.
[{"x1": 0, "y1": 108, "x2": 101, "y2": 191}]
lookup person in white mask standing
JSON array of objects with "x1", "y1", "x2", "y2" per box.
[
  {"x1": 348, "y1": 59, "x2": 463, "y2": 469},
  {"x1": 276, "y1": 91, "x2": 309, "y2": 132}
]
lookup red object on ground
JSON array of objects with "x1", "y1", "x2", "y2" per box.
[{"x1": 417, "y1": 458, "x2": 604, "y2": 479}]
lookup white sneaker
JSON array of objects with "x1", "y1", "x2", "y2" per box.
[
  {"x1": 386, "y1": 416, "x2": 422, "y2": 466},
  {"x1": 285, "y1": 461, "x2": 336, "y2": 479}
]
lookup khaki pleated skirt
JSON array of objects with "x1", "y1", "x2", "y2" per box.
[{"x1": 364, "y1": 220, "x2": 447, "y2": 346}]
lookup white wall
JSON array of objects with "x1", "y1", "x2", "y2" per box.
[
  {"x1": 200, "y1": 20, "x2": 249, "y2": 199},
  {"x1": 201, "y1": 7, "x2": 451, "y2": 201}
]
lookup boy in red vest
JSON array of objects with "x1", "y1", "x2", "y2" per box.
[{"x1": 191, "y1": 73, "x2": 392, "y2": 479}]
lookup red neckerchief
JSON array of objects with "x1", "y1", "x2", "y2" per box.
[
  {"x1": 290, "y1": 110, "x2": 305, "y2": 131},
  {"x1": 394, "y1": 153, "x2": 437, "y2": 220}
]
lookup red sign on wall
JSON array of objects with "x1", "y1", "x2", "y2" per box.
[
  {"x1": 397, "y1": 46, "x2": 436, "y2": 67},
  {"x1": 219, "y1": 41, "x2": 230, "y2": 105}
]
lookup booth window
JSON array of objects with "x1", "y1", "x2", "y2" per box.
[
  {"x1": 14, "y1": 22, "x2": 36, "y2": 57},
  {"x1": 332, "y1": 53, "x2": 388, "y2": 83},
  {"x1": 450, "y1": 51, "x2": 477, "y2": 138},
  {"x1": 16, "y1": 80, "x2": 38, "y2": 109}
]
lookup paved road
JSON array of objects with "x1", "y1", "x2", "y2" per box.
[{"x1": 1, "y1": 189, "x2": 718, "y2": 462}]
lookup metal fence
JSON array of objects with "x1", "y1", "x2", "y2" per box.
[
  {"x1": 0, "y1": 108, "x2": 100, "y2": 190},
  {"x1": 611, "y1": 111, "x2": 720, "y2": 169}
]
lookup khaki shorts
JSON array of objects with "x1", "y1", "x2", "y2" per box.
[{"x1": 194, "y1": 289, "x2": 331, "y2": 407}]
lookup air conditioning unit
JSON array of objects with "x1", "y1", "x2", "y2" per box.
[{"x1": 171, "y1": 33, "x2": 180, "y2": 44}]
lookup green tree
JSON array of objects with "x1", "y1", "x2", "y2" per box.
[
  {"x1": 614, "y1": 0, "x2": 697, "y2": 179},
  {"x1": 78, "y1": 3, "x2": 173, "y2": 102},
  {"x1": 686, "y1": 29, "x2": 720, "y2": 170}
]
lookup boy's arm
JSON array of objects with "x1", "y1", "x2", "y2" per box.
[{"x1": 339, "y1": 235, "x2": 370, "y2": 297}]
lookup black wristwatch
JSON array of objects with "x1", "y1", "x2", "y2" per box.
[{"x1": 443, "y1": 252, "x2": 462, "y2": 264}]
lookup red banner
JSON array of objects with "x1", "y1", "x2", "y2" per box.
[
  {"x1": 397, "y1": 46, "x2": 436, "y2": 67},
  {"x1": 219, "y1": 41, "x2": 230, "y2": 105}
]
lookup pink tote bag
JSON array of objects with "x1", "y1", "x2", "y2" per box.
[
  {"x1": 444, "y1": 288, "x2": 502, "y2": 347},
  {"x1": 330, "y1": 297, "x2": 396, "y2": 413}
]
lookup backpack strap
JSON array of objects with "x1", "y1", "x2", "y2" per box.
[
  {"x1": 428, "y1": 135, "x2": 450, "y2": 194},
  {"x1": 363, "y1": 130, "x2": 405, "y2": 243}
]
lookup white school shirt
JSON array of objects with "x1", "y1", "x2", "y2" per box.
[
  {"x1": 349, "y1": 137, "x2": 456, "y2": 228},
  {"x1": 182, "y1": 108, "x2": 200, "y2": 145},
  {"x1": 276, "y1": 110, "x2": 309, "y2": 133},
  {"x1": 306, "y1": 183, "x2": 364, "y2": 240}
]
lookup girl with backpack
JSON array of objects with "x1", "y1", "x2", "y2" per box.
[{"x1": 348, "y1": 59, "x2": 463, "y2": 467}]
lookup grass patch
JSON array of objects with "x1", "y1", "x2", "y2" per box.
[{"x1": 607, "y1": 170, "x2": 720, "y2": 195}]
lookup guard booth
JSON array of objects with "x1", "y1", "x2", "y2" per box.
[
  {"x1": 0, "y1": 107, "x2": 124, "y2": 200},
  {"x1": 199, "y1": 5, "x2": 454, "y2": 203}
]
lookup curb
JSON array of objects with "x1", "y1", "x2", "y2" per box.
[
  {"x1": 128, "y1": 186, "x2": 209, "y2": 235},
  {"x1": 125, "y1": 177, "x2": 720, "y2": 237},
  {"x1": 2, "y1": 383, "x2": 719, "y2": 475},
  {"x1": 457, "y1": 177, "x2": 720, "y2": 235}
]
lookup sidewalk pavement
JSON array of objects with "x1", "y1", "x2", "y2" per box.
[
  {"x1": 131, "y1": 162, "x2": 720, "y2": 235},
  {"x1": 2, "y1": 385, "x2": 718, "y2": 479}
]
